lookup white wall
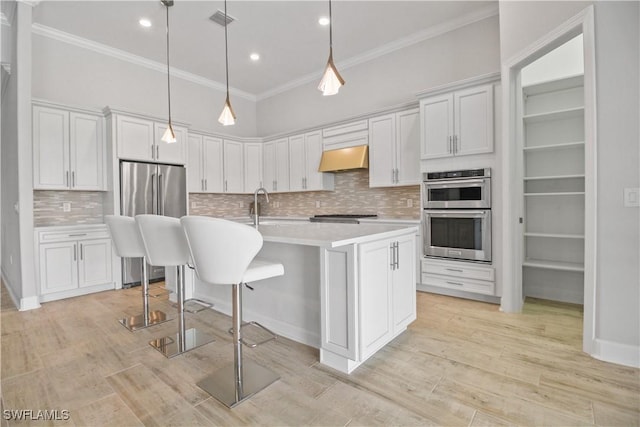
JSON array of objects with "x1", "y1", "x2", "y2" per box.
[
  {"x1": 257, "y1": 15, "x2": 500, "y2": 137},
  {"x1": 32, "y1": 35, "x2": 258, "y2": 138},
  {"x1": 521, "y1": 34, "x2": 584, "y2": 86},
  {"x1": 499, "y1": 0, "x2": 640, "y2": 362}
]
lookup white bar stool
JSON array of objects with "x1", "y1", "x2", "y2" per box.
[
  {"x1": 136, "y1": 214, "x2": 215, "y2": 358},
  {"x1": 181, "y1": 216, "x2": 284, "y2": 408},
  {"x1": 105, "y1": 215, "x2": 171, "y2": 331}
]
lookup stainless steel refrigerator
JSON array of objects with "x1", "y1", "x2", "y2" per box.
[{"x1": 120, "y1": 160, "x2": 187, "y2": 287}]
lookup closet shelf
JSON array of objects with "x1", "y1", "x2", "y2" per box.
[
  {"x1": 524, "y1": 174, "x2": 585, "y2": 181},
  {"x1": 523, "y1": 258, "x2": 584, "y2": 272},
  {"x1": 524, "y1": 192, "x2": 585, "y2": 197},
  {"x1": 523, "y1": 107, "x2": 584, "y2": 124},
  {"x1": 525, "y1": 232, "x2": 585, "y2": 239},
  {"x1": 522, "y1": 74, "x2": 584, "y2": 96},
  {"x1": 523, "y1": 141, "x2": 585, "y2": 151}
]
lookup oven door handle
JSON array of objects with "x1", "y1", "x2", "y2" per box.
[
  {"x1": 424, "y1": 178, "x2": 487, "y2": 187},
  {"x1": 424, "y1": 210, "x2": 489, "y2": 217}
]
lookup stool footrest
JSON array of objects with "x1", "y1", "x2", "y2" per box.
[
  {"x1": 119, "y1": 310, "x2": 171, "y2": 332},
  {"x1": 228, "y1": 321, "x2": 277, "y2": 348},
  {"x1": 149, "y1": 328, "x2": 215, "y2": 358},
  {"x1": 183, "y1": 298, "x2": 214, "y2": 314},
  {"x1": 147, "y1": 287, "x2": 172, "y2": 298}
]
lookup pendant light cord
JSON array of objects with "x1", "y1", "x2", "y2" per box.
[
  {"x1": 328, "y1": 0, "x2": 333, "y2": 54},
  {"x1": 165, "y1": 3, "x2": 172, "y2": 127},
  {"x1": 224, "y1": 0, "x2": 230, "y2": 100}
]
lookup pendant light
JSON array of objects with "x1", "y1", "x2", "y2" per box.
[
  {"x1": 318, "y1": 0, "x2": 345, "y2": 96},
  {"x1": 218, "y1": 0, "x2": 236, "y2": 126},
  {"x1": 160, "y1": 0, "x2": 176, "y2": 143}
]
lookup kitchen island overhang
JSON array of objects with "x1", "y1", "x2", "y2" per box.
[{"x1": 190, "y1": 222, "x2": 418, "y2": 374}]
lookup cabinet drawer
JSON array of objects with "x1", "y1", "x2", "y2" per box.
[
  {"x1": 422, "y1": 259, "x2": 494, "y2": 281},
  {"x1": 38, "y1": 228, "x2": 110, "y2": 243},
  {"x1": 422, "y1": 273, "x2": 495, "y2": 295}
]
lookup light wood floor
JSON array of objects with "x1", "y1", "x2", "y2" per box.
[{"x1": 1, "y1": 282, "x2": 638, "y2": 427}]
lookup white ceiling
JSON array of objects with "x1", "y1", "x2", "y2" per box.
[{"x1": 32, "y1": 1, "x2": 497, "y2": 99}]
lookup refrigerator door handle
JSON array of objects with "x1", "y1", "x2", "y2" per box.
[
  {"x1": 151, "y1": 173, "x2": 157, "y2": 214},
  {"x1": 158, "y1": 174, "x2": 164, "y2": 215}
]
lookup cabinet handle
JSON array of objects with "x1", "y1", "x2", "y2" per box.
[
  {"x1": 391, "y1": 169, "x2": 395, "y2": 183},
  {"x1": 224, "y1": 180, "x2": 228, "y2": 192},
  {"x1": 80, "y1": 243, "x2": 83, "y2": 260},
  {"x1": 448, "y1": 136, "x2": 453, "y2": 154},
  {"x1": 201, "y1": 179, "x2": 204, "y2": 192},
  {"x1": 156, "y1": 145, "x2": 160, "y2": 159},
  {"x1": 205, "y1": 179, "x2": 207, "y2": 191},
  {"x1": 158, "y1": 174, "x2": 164, "y2": 215},
  {"x1": 151, "y1": 144, "x2": 155, "y2": 159},
  {"x1": 446, "y1": 281, "x2": 464, "y2": 287},
  {"x1": 68, "y1": 233, "x2": 87, "y2": 237},
  {"x1": 66, "y1": 171, "x2": 69, "y2": 187},
  {"x1": 395, "y1": 242, "x2": 399, "y2": 269},
  {"x1": 446, "y1": 268, "x2": 463, "y2": 273},
  {"x1": 454, "y1": 135, "x2": 458, "y2": 154},
  {"x1": 395, "y1": 169, "x2": 399, "y2": 183},
  {"x1": 72, "y1": 171, "x2": 75, "y2": 188},
  {"x1": 390, "y1": 243, "x2": 395, "y2": 270},
  {"x1": 73, "y1": 244, "x2": 77, "y2": 261}
]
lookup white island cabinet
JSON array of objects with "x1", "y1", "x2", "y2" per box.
[{"x1": 189, "y1": 222, "x2": 417, "y2": 374}]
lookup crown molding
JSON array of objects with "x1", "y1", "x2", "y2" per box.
[
  {"x1": 256, "y1": 3, "x2": 499, "y2": 101},
  {"x1": 31, "y1": 23, "x2": 257, "y2": 102},
  {"x1": 17, "y1": 0, "x2": 40, "y2": 7}
]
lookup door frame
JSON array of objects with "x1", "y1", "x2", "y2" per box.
[{"x1": 500, "y1": 6, "x2": 597, "y2": 356}]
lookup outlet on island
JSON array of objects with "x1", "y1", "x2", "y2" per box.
[{"x1": 62, "y1": 202, "x2": 71, "y2": 212}]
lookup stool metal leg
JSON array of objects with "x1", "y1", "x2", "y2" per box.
[
  {"x1": 197, "y1": 283, "x2": 279, "y2": 408},
  {"x1": 120, "y1": 257, "x2": 171, "y2": 331},
  {"x1": 149, "y1": 265, "x2": 215, "y2": 358}
]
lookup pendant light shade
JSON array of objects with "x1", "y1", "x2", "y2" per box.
[
  {"x1": 318, "y1": 0, "x2": 344, "y2": 96},
  {"x1": 161, "y1": 0, "x2": 176, "y2": 143},
  {"x1": 218, "y1": 0, "x2": 236, "y2": 126}
]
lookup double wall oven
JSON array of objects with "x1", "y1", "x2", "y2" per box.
[{"x1": 422, "y1": 168, "x2": 492, "y2": 262}]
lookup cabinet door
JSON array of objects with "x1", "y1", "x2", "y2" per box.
[
  {"x1": 116, "y1": 115, "x2": 155, "y2": 161},
  {"x1": 358, "y1": 239, "x2": 393, "y2": 360},
  {"x1": 262, "y1": 142, "x2": 277, "y2": 192},
  {"x1": 274, "y1": 138, "x2": 290, "y2": 192},
  {"x1": 391, "y1": 234, "x2": 416, "y2": 333},
  {"x1": 368, "y1": 113, "x2": 396, "y2": 188},
  {"x1": 223, "y1": 140, "x2": 244, "y2": 193},
  {"x1": 187, "y1": 135, "x2": 203, "y2": 193},
  {"x1": 203, "y1": 136, "x2": 224, "y2": 193},
  {"x1": 69, "y1": 112, "x2": 104, "y2": 191},
  {"x1": 395, "y1": 109, "x2": 420, "y2": 186},
  {"x1": 244, "y1": 143, "x2": 263, "y2": 192},
  {"x1": 303, "y1": 131, "x2": 325, "y2": 190},
  {"x1": 33, "y1": 106, "x2": 70, "y2": 189},
  {"x1": 420, "y1": 94, "x2": 453, "y2": 159},
  {"x1": 288, "y1": 134, "x2": 306, "y2": 191},
  {"x1": 454, "y1": 84, "x2": 493, "y2": 156},
  {"x1": 78, "y1": 239, "x2": 113, "y2": 288},
  {"x1": 39, "y1": 242, "x2": 78, "y2": 294},
  {"x1": 155, "y1": 123, "x2": 187, "y2": 165}
]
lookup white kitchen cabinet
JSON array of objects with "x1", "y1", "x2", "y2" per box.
[
  {"x1": 368, "y1": 108, "x2": 420, "y2": 187},
  {"x1": 420, "y1": 84, "x2": 493, "y2": 159},
  {"x1": 115, "y1": 113, "x2": 186, "y2": 165},
  {"x1": 289, "y1": 131, "x2": 334, "y2": 192},
  {"x1": 263, "y1": 138, "x2": 290, "y2": 193},
  {"x1": 421, "y1": 258, "x2": 495, "y2": 296},
  {"x1": 223, "y1": 139, "x2": 244, "y2": 193},
  {"x1": 243, "y1": 142, "x2": 263, "y2": 192},
  {"x1": 36, "y1": 225, "x2": 114, "y2": 302},
  {"x1": 33, "y1": 105, "x2": 105, "y2": 191},
  {"x1": 358, "y1": 233, "x2": 416, "y2": 360},
  {"x1": 188, "y1": 133, "x2": 224, "y2": 193}
]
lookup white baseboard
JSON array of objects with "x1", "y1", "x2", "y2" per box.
[
  {"x1": 1, "y1": 270, "x2": 41, "y2": 311},
  {"x1": 417, "y1": 284, "x2": 501, "y2": 304},
  {"x1": 592, "y1": 338, "x2": 640, "y2": 368}
]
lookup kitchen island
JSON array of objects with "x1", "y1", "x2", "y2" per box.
[{"x1": 188, "y1": 221, "x2": 418, "y2": 374}]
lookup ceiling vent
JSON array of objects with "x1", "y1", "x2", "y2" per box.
[{"x1": 209, "y1": 10, "x2": 235, "y2": 27}]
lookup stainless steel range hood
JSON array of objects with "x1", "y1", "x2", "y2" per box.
[{"x1": 318, "y1": 145, "x2": 368, "y2": 172}]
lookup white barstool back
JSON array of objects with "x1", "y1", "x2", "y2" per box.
[
  {"x1": 135, "y1": 214, "x2": 191, "y2": 267},
  {"x1": 105, "y1": 215, "x2": 170, "y2": 331},
  {"x1": 135, "y1": 214, "x2": 214, "y2": 358},
  {"x1": 105, "y1": 215, "x2": 145, "y2": 258},
  {"x1": 181, "y1": 216, "x2": 263, "y2": 286}
]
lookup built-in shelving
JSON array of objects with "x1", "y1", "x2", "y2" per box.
[{"x1": 521, "y1": 73, "x2": 586, "y2": 304}]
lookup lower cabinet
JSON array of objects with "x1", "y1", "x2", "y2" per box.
[
  {"x1": 421, "y1": 258, "x2": 495, "y2": 296},
  {"x1": 36, "y1": 225, "x2": 114, "y2": 302}
]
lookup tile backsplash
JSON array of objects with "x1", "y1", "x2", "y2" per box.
[
  {"x1": 189, "y1": 170, "x2": 421, "y2": 219},
  {"x1": 34, "y1": 191, "x2": 105, "y2": 227}
]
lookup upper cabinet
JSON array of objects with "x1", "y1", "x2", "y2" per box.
[
  {"x1": 188, "y1": 133, "x2": 223, "y2": 193},
  {"x1": 243, "y1": 142, "x2": 263, "y2": 192},
  {"x1": 114, "y1": 113, "x2": 186, "y2": 165},
  {"x1": 223, "y1": 139, "x2": 244, "y2": 193},
  {"x1": 263, "y1": 138, "x2": 290, "y2": 193},
  {"x1": 33, "y1": 104, "x2": 105, "y2": 191},
  {"x1": 420, "y1": 84, "x2": 494, "y2": 159},
  {"x1": 289, "y1": 131, "x2": 334, "y2": 192},
  {"x1": 369, "y1": 108, "x2": 420, "y2": 188}
]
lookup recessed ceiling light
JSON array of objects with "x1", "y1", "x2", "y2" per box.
[
  {"x1": 250, "y1": 53, "x2": 260, "y2": 61},
  {"x1": 139, "y1": 18, "x2": 152, "y2": 28},
  {"x1": 318, "y1": 16, "x2": 330, "y2": 26}
]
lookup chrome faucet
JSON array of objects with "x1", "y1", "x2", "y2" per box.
[{"x1": 253, "y1": 187, "x2": 269, "y2": 227}]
